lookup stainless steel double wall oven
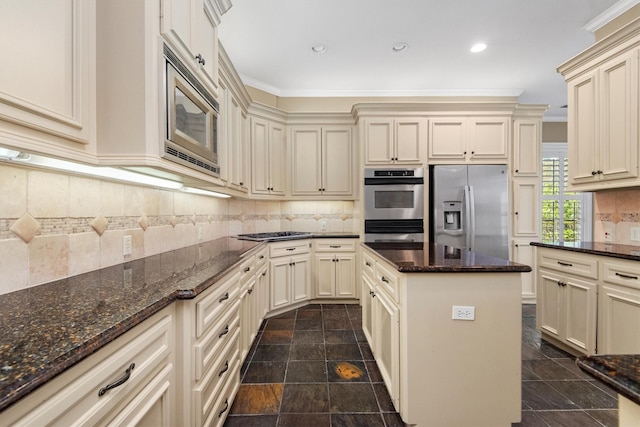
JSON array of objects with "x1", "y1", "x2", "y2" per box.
[{"x1": 364, "y1": 168, "x2": 424, "y2": 242}]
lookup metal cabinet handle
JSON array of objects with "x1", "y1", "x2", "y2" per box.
[
  {"x1": 381, "y1": 276, "x2": 389, "y2": 283},
  {"x1": 259, "y1": 255, "x2": 265, "y2": 259},
  {"x1": 557, "y1": 261, "x2": 573, "y2": 267},
  {"x1": 592, "y1": 171, "x2": 597, "y2": 176},
  {"x1": 218, "y1": 399, "x2": 229, "y2": 417},
  {"x1": 195, "y1": 53, "x2": 205, "y2": 65},
  {"x1": 248, "y1": 287, "x2": 254, "y2": 294},
  {"x1": 244, "y1": 267, "x2": 251, "y2": 273},
  {"x1": 286, "y1": 248, "x2": 296, "y2": 251},
  {"x1": 262, "y1": 271, "x2": 267, "y2": 276},
  {"x1": 219, "y1": 324, "x2": 230, "y2": 339},
  {"x1": 615, "y1": 272, "x2": 638, "y2": 280},
  {"x1": 98, "y1": 363, "x2": 135, "y2": 396},
  {"x1": 218, "y1": 361, "x2": 229, "y2": 377},
  {"x1": 365, "y1": 262, "x2": 372, "y2": 267},
  {"x1": 219, "y1": 292, "x2": 230, "y2": 303}
]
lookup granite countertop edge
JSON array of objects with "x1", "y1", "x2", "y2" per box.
[
  {"x1": 531, "y1": 241, "x2": 640, "y2": 262},
  {"x1": 576, "y1": 355, "x2": 640, "y2": 405}
]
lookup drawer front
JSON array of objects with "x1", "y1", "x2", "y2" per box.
[
  {"x1": 255, "y1": 247, "x2": 268, "y2": 269},
  {"x1": 363, "y1": 251, "x2": 376, "y2": 279},
  {"x1": 195, "y1": 328, "x2": 240, "y2": 427},
  {"x1": 5, "y1": 309, "x2": 174, "y2": 426},
  {"x1": 196, "y1": 270, "x2": 241, "y2": 338},
  {"x1": 194, "y1": 300, "x2": 241, "y2": 381},
  {"x1": 209, "y1": 360, "x2": 241, "y2": 427},
  {"x1": 238, "y1": 257, "x2": 255, "y2": 286},
  {"x1": 602, "y1": 260, "x2": 640, "y2": 290},
  {"x1": 270, "y1": 240, "x2": 311, "y2": 258},
  {"x1": 315, "y1": 239, "x2": 357, "y2": 252},
  {"x1": 538, "y1": 249, "x2": 598, "y2": 279},
  {"x1": 375, "y1": 261, "x2": 399, "y2": 303}
]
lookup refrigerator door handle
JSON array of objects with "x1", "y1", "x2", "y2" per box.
[
  {"x1": 463, "y1": 185, "x2": 472, "y2": 249},
  {"x1": 468, "y1": 185, "x2": 476, "y2": 251}
]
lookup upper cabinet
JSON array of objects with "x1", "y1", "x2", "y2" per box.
[
  {"x1": 428, "y1": 117, "x2": 510, "y2": 163},
  {"x1": 0, "y1": 0, "x2": 96, "y2": 159},
  {"x1": 512, "y1": 117, "x2": 542, "y2": 177},
  {"x1": 558, "y1": 19, "x2": 640, "y2": 191},
  {"x1": 362, "y1": 118, "x2": 426, "y2": 165},
  {"x1": 161, "y1": 0, "x2": 231, "y2": 99},
  {"x1": 290, "y1": 125, "x2": 355, "y2": 198},
  {"x1": 250, "y1": 109, "x2": 287, "y2": 197}
]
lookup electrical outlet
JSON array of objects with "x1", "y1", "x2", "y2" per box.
[
  {"x1": 603, "y1": 225, "x2": 614, "y2": 242},
  {"x1": 631, "y1": 227, "x2": 640, "y2": 242},
  {"x1": 123, "y1": 235, "x2": 132, "y2": 256},
  {"x1": 320, "y1": 221, "x2": 327, "y2": 231},
  {"x1": 452, "y1": 305, "x2": 475, "y2": 321}
]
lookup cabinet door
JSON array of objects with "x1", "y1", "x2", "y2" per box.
[
  {"x1": 291, "y1": 255, "x2": 311, "y2": 303},
  {"x1": 269, "y1": 123, "x2": 286, "y2": 195},
  {"x1": 537, "y1": 269, "x2": 563, "y2": 340},
  {"x1": 599, "y1": 283, "x2": 640, "y2": 354},
  {"x1": 395, "y1": 119, "x2": 423, "y2": 164},
  {"x1": 270, "y1": 259, "x2": 291, "y2": 310},
  {"x1": 362, "y1": 274, "x2": 375, "y2": 344},
  {"x1": 229, "y1": 98, "x2": 247, "y2": 191},
  {"x1": 374, "y1": 289, "x2": 400, "y2": 410},
  {"x1": 322, "y1": 127, "x2": 354, "y2": 196},
  {"x1": 567, "y1": 72, "x2": 599, "y2": 186},
  {"x1": 315, "y1": 254, "x2": 336, "y2": 297},
  {"x1": 256, "y1": 264, "x2": 269, "y2": 324},
  {"x1": 291, "y1": 127, "x2": 322, "y2": 195},
  {"x1": 251, "y1": 118, "x2": 270, "y2": 195},
  {"x1": 513, "y1": 119, "x2": 541, "y2": 176},
  {"x1": 512, "y1": 240, "x2": 536, "y2": 302},
  {"x1": 335, "y1": 254, "x2": 356, "y2": 298},
  {"x1": 468, "y1": 118, "x2": 509, "y2": 160},
  {"x1": 161, "y1": 0, "x2": 194, "y2": 57},
  {"x1": 598, "y1": 50, "x2": 638, "y2": 183},
  {"x1": 512, "y1": 178, "x2": 539, "y2": 236},
  {"x1": 0, "y1": 0, "x2": 95, "y2": 145},
  {"x1": 195, "y1": 0, "x2": 219, "y2": 96},
  {"x1": 364, "y1": 119, "x2": 394, "y2": 164},
  {"x1": 563, "y1": 276, "x2": 597, "y2": 354},
  {"x1": 428, "y1": 118, "x2": 466, "y2": 161}
]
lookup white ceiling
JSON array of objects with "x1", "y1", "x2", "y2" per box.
[{"x1": 218, "y1": 0, "x2": 632, "y2": 121}]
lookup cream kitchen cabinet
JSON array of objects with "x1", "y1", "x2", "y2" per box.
[
  {"x1": 558, "y1": 24, "x2": 640, "y2": 191},
  {"x1": 428, "y1": 117, "x2": 510, "y2": 163},
  {"x1": 536, "y1": 248, "x2": 599, "y2": 355},
  {"x1": 512, "y1": 178, "x2": 540, "y2": 237},
  {"x1": 290, "y1": 126, "x2": 355, "y2": 198},
  {"x1": 363, "y1": 118, "x2": 425, "y2": 165},
  {"x1": 238, "y1": 256, "x2": 257, "y2": 362},
  {"x1": 313, "y1": 239, "x2": 357, "y2": 299},
  {"x1": 0, "y1": 0, "x2": 96, "y2": 157},
  {"x1": 160, "y1": 0, "x2": 231, "y2": 99},
  {"x1": 598, "y1": 259, "x2": 640, "y2": 354},
  {"x1": 2, "y1": 305, "x2": 176, "y2": 426},
  {"x1": 513, "y1": 240, "x2": 537, "y2": 304},
  {"x1": 250, "y1": 116, "x2": 286, "y2": 197},
  {"x1": 512, "y1": 117, "x2": 542, "y2": 177},
  {"x1": 255, "y1": 248, "x2": 270, "y2": 322},
  {"x1": 269, "y1": 240, "x2": 311, "y2": 311}
]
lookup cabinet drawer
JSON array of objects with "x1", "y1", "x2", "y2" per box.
[
  {"x1": 315, "y1": 239, "x2": 357, "y2": 252},
  {"x1": 601, "y1": 260, "x2": 640, "y2": 290},
  {"x1": 375, "y1": 261, "x2": 400, "y2": 302},
  {"x1": 255, "y1": 247, "x2": 268, "y2": 268},
  {"x1": 3, "y1": 308, "x2": 174, "y2": 426},
  {"x1": 238, "y1": 257, "x2": 254, "y2": 286},
  {"x1": 196, "y1": 270, "x2": 241, "y2": 338},
  {"x1": 195, "y1": 328, "x2": 240, "y2": 427},
  {"x1": 363, "y1": 251, "x2": 376, "y2": 279},
  {"x1": 270, "y1": 240, "x2": 311, "y2": 258},
  {"x1": 194, "y1": 299, "x2": 241, "y2": 381},
  {"x1": 538, "y1": 249, "x2": 598, "y2": 279}
]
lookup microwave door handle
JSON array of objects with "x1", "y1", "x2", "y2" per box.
[
  {"x1": 463, "y1": 185, "x2": 471, "y2": 250},
  {"x1": 468, "y1": 185, "x2": 476, "y2": 252}
]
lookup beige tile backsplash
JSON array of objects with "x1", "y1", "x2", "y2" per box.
[
  {"x1": 0, "y1": 164, "x2": 356, "y2": 295},
  {"x1": 593, "y1": 188, "x2": 640, "y2": 244}
]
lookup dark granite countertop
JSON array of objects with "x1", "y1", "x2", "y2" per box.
[
  {"x1": 577, "y1": 354, "x2": 640, "y2": 405},
  {"x1": 363, "y1": 241, "x2": 531, "y2": 273},
  {"x1": 0, "y1": 237, "x2": 261, "y2": 413},
  {"x1": 531, "y1": 241, "x2": 640, "y2": 262}
]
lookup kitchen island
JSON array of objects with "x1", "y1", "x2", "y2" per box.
[{"x1": 361, "y1": 241, "x2": 530, "y2": 427}]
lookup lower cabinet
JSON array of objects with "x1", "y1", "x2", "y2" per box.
[
  {"x1": 2, "y1": 305, "x2": 176, "y2": 426},
  {"x1": 313, "y1": 239, "x2": 357, "y2": 299},
  {"x1": 269, "y1": 240, "x2": 311, "y2": 311}
]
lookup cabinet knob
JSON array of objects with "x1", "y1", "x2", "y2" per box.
[
  {"x1": 515, "y1": 169, "x2": 519, "y2": 173},
  {"x1": 195, "y1": 53, "x2": 205, "y2": 65},
  {"x1": 239, "y1": 182, "x2": 243, "y2": 186},
  {"x1": 591, "y1": 171, "x2": 597, "y2": 176},
  {"x1": 464, "y1": 151, "x2": 467, "y2": 155},
  {"x1": 597, "y1": 170, "x2": 603, "y2": 175},
  {"x1": 514, "y1": 212, "x2": 518, "y2": 215},
  {"x1": 471, "y1": 151, "x2": 475, "y2": 155}
]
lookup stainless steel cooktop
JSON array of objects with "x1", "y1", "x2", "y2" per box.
[{"x1": 234, "y1": 231, "x2": 312, "y2": 241}]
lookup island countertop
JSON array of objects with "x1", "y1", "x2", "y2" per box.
[
  {"x1": 362, "y1": 241, "x2": 531, "y2": 273},
  {"x1": 577, "y1": 354, "x2": 640, "y2": 405},
  {"x1": 531, "y1": 241, "x2": 640, "y2": 262}
]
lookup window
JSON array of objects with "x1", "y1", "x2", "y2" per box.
[{"x1": 542, "y1": 143, "x2": 592, "y2": 243}]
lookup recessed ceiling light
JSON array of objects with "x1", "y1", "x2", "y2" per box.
[
  {"x1": 311, "y1": 44, "x2": 326, "y2": 53},
  {"x1": 470, "y1": 43, "x2": 487, "y2": 53},
  {"x1": 392, "y1": 42, "x2": 408, "y2": 53}
]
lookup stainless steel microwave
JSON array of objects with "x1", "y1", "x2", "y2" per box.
[{"x1": 163, "y1": 45, "x2": 220, "y2": 177}]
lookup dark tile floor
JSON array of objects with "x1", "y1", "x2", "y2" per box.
[{"x1": 224, "y1": 303, "x2": 619, "y2": 427}]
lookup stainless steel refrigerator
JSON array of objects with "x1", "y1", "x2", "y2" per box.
[{"x1": 429, "y1": 165, "x2": 509, "y2": 259}]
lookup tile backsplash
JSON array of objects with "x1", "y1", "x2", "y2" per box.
[
  {"x1": 593, "y1": 188, "x2": 640, "y2": 245},
  {"x1": 0, "y1": 165, "x2": 356, "y2": 295}
]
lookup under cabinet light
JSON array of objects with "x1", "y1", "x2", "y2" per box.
[{"x1": 181, "y1": 187, "x2": 231, "y2": 198}]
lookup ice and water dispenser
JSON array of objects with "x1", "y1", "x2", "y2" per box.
[{"x1": 443, "y1": 202, "x2": 462, "y2": 231}]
